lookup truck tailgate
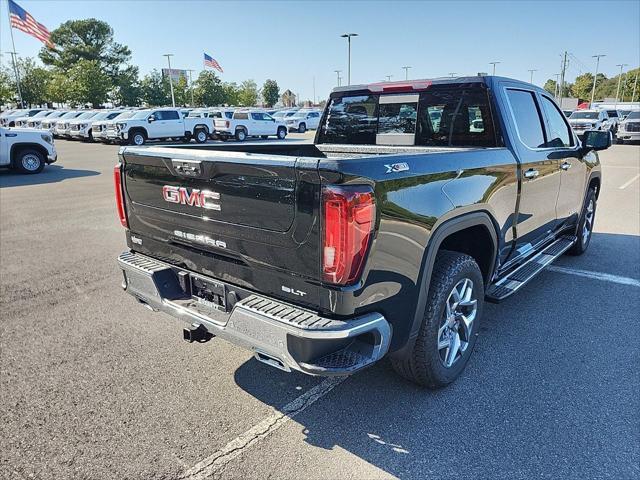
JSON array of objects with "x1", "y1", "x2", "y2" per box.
[{"x1": 119, "y1": 146, "x2": 322, "y2": 298}]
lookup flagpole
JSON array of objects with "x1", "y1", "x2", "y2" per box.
[{"x1": 6, "y1": 1, "x2": 24, "y2": 107}]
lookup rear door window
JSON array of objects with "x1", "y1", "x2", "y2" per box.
[{"x1": 505, "y1": 89, "x2": 546, "y2": 149}]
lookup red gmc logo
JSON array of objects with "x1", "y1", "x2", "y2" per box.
[{"x1": 162, "y1": 186, "x2": 221, "y2": 211}]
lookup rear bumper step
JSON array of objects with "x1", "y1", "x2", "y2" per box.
[{"x1": 117, "y1": 251, "x2": 391, "y2": 376}]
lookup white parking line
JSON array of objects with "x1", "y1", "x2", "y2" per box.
[
  {"x1": 180, "y1": 376, "x2": 346, "y2": 480},
  {"x1": 619, "y1": 173, "x2": 640, "y2": 189},
  {"x1": 547, "y1": 265, "x2": 640, "y2": 288}
]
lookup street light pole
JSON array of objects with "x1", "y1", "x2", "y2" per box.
[
  {"x1": 163, "y1": 53, "x2": 176, "y2": 107},
  {"x1": 615, "y1": 63, "x2": 628, "y2": 106},
  {"x1": 401, "y1": 66, "x2": 411, "y2": 80},
  {"x1": 340, "y1": 33, "x2": 358, "y2": 85},
  {"x1": 334, "y1": 70, "x2": 342, "y2": 87},
  {"x1": 489, "y1": 61, "x2": 500, "y2": 75},
  {"x1": 590, "y1": 54, "x2": 606, "y2": 105},
  {"x1": 528, "y1": 69, "x2": 537, "y2": 84},
  {"x1": 186, "y1": 69, "x2": 195, "y2": 106},
  {"x1": 554, "y1": 73, "x2": 561, "y2": 99}
]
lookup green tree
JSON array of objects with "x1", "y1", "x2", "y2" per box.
[
  {"x1": 0, "y1": 67, "x2": 16, "y2": 105},
  {"x1": 141, "y1": 69, "x2": 170, "y2": 106},
  {"x1": 39, "y1": 19, "x2": 131, "y2": 80},
  {"x1": 17, "y1": 58, "x2": 51, "y2": 106},
  {"x1": 262, "y1": 79, "x2": 279, "y2": 107},
  {"x1": 172, "y1": 76, "x2": 189, "y2": 106},
  {"x1": 111, "y1": 65, "x2": 141, "y2": 107},
  {"x1": 237, "y1": 79, "x2": 258, "y2": 106},
  {"x1": 47, "y1": 71, "x2": 70, "y2": 106},
  {"x1": 543, "y1": 78, "x2": 572, "y2": 98},
  {"x1": 222, "y1": 82, "x2": 240, "y2": 105},
  {"x1": 571, "y1": 72, "x2": 606, "y2": 101},
  {"x1": 66, "y1": 59, "x2": 110, "y2": 107},
  {"x1": 193, "y1": 71, "x2": 225, "y2": 106}
]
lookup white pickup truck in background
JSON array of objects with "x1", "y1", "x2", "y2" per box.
[
  {"x1": 0, "y1": 126, "x2": 57, "y2": 174},
  {"x1": 214, "y1": 110, "x2": 287, "y2": 141},
  {"x1": 115, "y1": 108, "x2": 214, "y2": 145},
  {"x1": 284, "y1": 109, "x2": 321, "y2": 133}
]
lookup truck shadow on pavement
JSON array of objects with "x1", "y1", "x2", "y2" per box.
[
  {"x1": 0, "y1": 165, "x2": 100, "y2": 187},
  {"x1": 233, "y1": 232, "x2": 639, "y2": 479}
]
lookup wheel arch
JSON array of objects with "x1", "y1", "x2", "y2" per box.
[
  {"x1": 10, "y1": 143, "x2": 48, "y2": 167},
  {"x1": 392, "y1": 211, "x2": 499, "y2": 359}
]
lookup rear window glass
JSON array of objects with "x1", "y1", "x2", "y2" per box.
[
  {"x1": 318, "y1": 86, "x2": 497, "y2": 147},
  {"x1": 234, "y1": 112, "x2": 249, "y2": 120},
  {"x1": 319, "y1": 95, "x2": 379, "y2": 144}
]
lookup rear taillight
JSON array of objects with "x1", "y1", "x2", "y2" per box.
[
  {"x1": 225, "y1": 120, "x2": 230, "y2": 128},
  {"x1": 322, "y1": 185, "x2": 376, "y2": 286},
  {"x1": 114, "y1": 163, "x2": 128, "y2": 228}
]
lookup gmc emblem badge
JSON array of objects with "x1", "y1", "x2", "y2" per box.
[{"x1": 162, "y1": 186, "x2": 221, "y2": 211}]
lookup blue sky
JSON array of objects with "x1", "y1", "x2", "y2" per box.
[{"x1": 1, "y1": 0, "x2": 639, "y2": 101}]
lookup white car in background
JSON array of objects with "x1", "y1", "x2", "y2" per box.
[
  {"x1": 272, "y1": 109, "x2": 299, "y2": 123},
  {"x1": 568, "y1": 110, "x2": 611, "y2": 137},
  {"x1": 0, "y1": 125, "x2": 56, "y2": 174},
  {"x1": 616, "y1": 110, "x2": 640, "y2": 143},
  {"x1": 44, "y1": 111, "x2": 82, "y2": 135},
  {"x1": 214, "y1": 109, "x2": 287, "y2": 141},
  {"x1": 27, "y1": 110, "x2": 67, "y2": 129},
  {"x1": 94, "y1": 110, "x2": 136, "y2": 142},
  {"x1": 56, "y1": 111, "x2": 96, "y2": 138},
  {"x1": 69, "y1": 110, "x2": 123, "y2": 141},
  {"x1": 1, "y1": 108, "x2": 46, "y2": 127},
  {"x1": 14, "y1": 110, "x2": 53, "y2": 127},
  {"x1": 285, "y1": 109, "x2": 321, "y2": 133}
]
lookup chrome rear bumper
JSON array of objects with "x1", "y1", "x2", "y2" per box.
[{"x1": 118, "y1": 251, "x2": 391, "y2": 376}]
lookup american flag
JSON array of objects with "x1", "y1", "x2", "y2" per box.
[
  {"x1": 8, "y1": 0, "x2": 52, "y2": 46},
  {"x1": 204, "y1": 53, "x2": 223, "y2": 73}
]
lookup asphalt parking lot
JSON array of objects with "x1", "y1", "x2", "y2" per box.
[{"x1": 1, "y1": 138, "x2": 639, "y2": 480}]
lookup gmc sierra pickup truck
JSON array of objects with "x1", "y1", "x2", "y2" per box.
[{"x1": 115, "y1": 76, "x2": 610, "y2": 387}]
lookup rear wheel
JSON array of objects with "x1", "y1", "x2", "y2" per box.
[
  {"x1": 391, "y1": 251, "x2": 483, "y2": 388},
  {"x1": 195, "y1": 129, "x2": 208, "y2": 143},
  {"x1": 235, "y1": 128, "x2": 247, "y2": 142},
  {"x1": 277, "y1": 127, "x2": 287, "y2": 140},
  {"x1": 567, "y1": 188, "x2": 596, "y2": 256},
  {"x1": 14, "y1": 148, "x2": 45, "y2": 174}
]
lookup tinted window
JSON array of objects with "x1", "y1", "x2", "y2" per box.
[
  {"x1": 234, "y1": 112, "x2": 249, "y2": 120},
  {"x1": 378, "y1": 99, "x2": 418, "y2": 135},
  {"x1": 506, "y1": 89, "x2": 545, "y2": 148},
  {"x1": 626, "y1": 111, "x2": 640, "y2": 120},
  {"x1": 541, "y1": 96, "x2": 573, "y2": 147},
  {"x1": 251, "y1": 112, "x2": 267, "y2": 120},
  {"x1": 318, "y1": 95, "x2": 378, "y2": 144},
  {"x1": 416, "y1": 86, "x2": 496, "y2": 147},
  {"x1": 570, "y1": 111, "x2": 598, "y2": 119},
  {"x1": 606, "y1": 110, "x2": 618, "y2": 118},
  {"x1": 225, "y1": 112, "x2": 233, "y2": 119},
  {"x1": 159, "y1": 110, "x2": 180, "y2": 120},
  {"x1": 309, "y1": 112, "x2": 320, "y2": 118}
]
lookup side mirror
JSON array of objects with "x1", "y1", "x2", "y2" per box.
[
  {"x1": 582, "y1": 130, "x2": 611, "y2": 151},
  {"x1": 148, "y1": 115, "x2": 155, "y2": 123}
]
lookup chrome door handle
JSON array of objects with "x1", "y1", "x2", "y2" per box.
[
  {"x1": 524, "y1": 169, "x2": 539, "y2": 179},
  {"x1": 560, "y1": 162, "x2": 572, "y2": 170}
]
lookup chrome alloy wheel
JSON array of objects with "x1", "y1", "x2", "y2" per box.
[
  {"x1": 133, "y1": 133, "x2": 145, "y2": 145},
  {"x1": 438, "y1": 278, "x2": 477, "y2": 368},
  {"x1": 582, "y1": 198, "x2": 595, "y2": 247},
  {"x1": 21, "y1": 153, "x2": 42, "y2": 171}
]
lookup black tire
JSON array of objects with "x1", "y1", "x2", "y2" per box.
[
  {"x1": 194, "y1": 129, "x2": 208, "y2": 144},
  {"x1": 391, "y1": 250, "x2": 484, "y2": 388},
  {"x1": 86, "y1": 129, "x2": 93, "y2": 142},
  {"x1": 567, "y1": 188, "x2": 596, "y2": 256},
  {"x1": 14, "y1": 148, "x2": 46, "y2": 174},
  {"x1": 617, "y1": 138, "x2": 625, "y2": 144},
  {"x1": 235, "y1": 128, "x2": 247, "y2": 142},
  {"x1": 261, "y1": 135, "x2": 268, "y2": 139},
  {"x1": 298, "y1": 123, "x2": 306, "y2": 134},
  {"x1": 277, "y1": 127, "x2": 287, "y2": 140},
  {"x1": 129, "y1": 130, "x2": 146, "y2": 146}
]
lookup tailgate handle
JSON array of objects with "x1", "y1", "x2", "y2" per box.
[{"x1": 172, "y1": 159, "x2": 202, "y2": 177}]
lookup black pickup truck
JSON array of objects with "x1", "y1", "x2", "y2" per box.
[{"x1": 115, "y1": 76, "x2": 611, "y2": 387}]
